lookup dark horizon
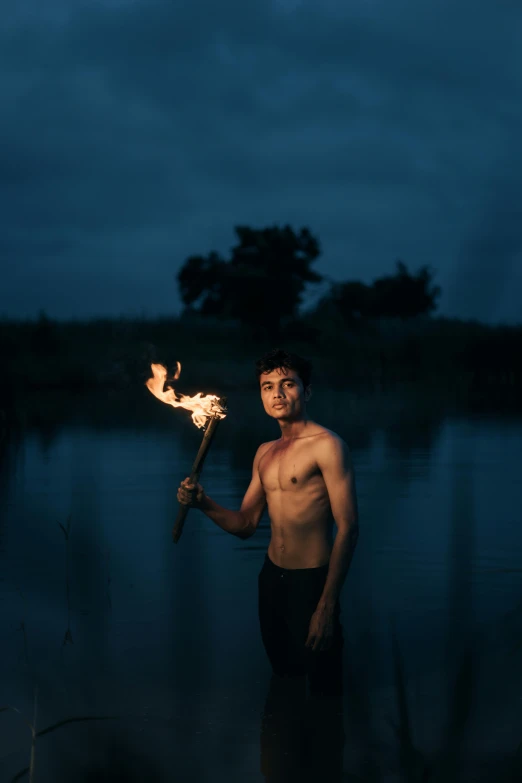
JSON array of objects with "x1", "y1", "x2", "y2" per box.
[{"x1": 1, "y1": 304, "x2": 520, "y2": 330}]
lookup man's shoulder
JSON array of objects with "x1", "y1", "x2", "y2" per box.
[
  {"x1": 310, "y1": 426, "x2": 349, "y2": 457},
  {"x1": 307, "y1": 423, "x2": 343, "y2": 444},
  {"x1": 255, "y1": 440, "x2": 278, "y2": 458}
]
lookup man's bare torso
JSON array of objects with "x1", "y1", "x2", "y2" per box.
[{"x1": 258, "y1": 423, "x2": 335, "y2": 569}]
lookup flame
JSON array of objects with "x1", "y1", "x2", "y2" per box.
[{"x1": 146, "y1": 362, "x2": 226, "y2": 429}]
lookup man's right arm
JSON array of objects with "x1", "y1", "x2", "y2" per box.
[{"x1": 178, "y1": 443, "x2": 270, "y2": 539}]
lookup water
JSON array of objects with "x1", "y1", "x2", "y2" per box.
[{"x1": 1, "y1": 389, "x2": 521, "y2": 781}]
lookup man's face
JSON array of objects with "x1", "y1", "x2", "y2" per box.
[{"x1": 259, "y1": 367, "x2": 309, "y2": 421}]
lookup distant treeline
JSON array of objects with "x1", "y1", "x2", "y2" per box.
[
  {"x1": 1, "y1": 224, "x2": 521, "y2": 414},
  {"x1": 1, "y1": 309, "x2": 521, "y2": 407}
]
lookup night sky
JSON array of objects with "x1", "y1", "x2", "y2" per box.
[{"x1": 1, "y1": 0, "x2": 521, "y2": 324}]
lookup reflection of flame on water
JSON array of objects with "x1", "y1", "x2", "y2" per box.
[{"x1": 146, "y1": 362, "x2": 227, "y2": 429}]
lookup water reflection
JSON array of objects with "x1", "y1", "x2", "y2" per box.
[
  {"x1": 260, "y1": 671, "x2": 344, "y2": 783},
  {"x1": 0, "y1": 436, "x2": 17, "y2": 532},
  {"x1": 1, "y1": 389, "x2": 522, "y2": 781}
]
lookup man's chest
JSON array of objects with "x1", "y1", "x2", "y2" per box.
[{"x1": 259, "y1": 442, "x2": 321, "y2": 492}]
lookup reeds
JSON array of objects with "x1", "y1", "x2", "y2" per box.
[
  {"x1": 1, "y1": 689, "x2": 117, "y2": 783},
  {"x1": 371, "y1": 632, "x2": 520, "y2": 783},
  {"x1": 0, "y1": 515, "x2": 118, "y2": 782},
  {"x1": 58, "y1": 516, "x2": 73, "y2": 646},
  {"x1": 388, "y1": 626, "x2": 430, "y2": 782}
]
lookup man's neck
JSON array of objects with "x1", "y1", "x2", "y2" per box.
[{"x1": 279, "y1": 417, "x2": 310, "y2": 440}]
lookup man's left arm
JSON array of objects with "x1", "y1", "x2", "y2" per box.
[{"x1": 305, "y1": 435, "x2": 359, "y2": 652}]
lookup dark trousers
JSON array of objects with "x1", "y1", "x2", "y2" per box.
[
  {"x1": 258, "y1": 552, "x2": 344, "y2": 693},
  {"x1": 258, "y1": 553, "x2": 345, "y2": 782}
]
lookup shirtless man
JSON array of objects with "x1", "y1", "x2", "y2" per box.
[{"x1": 177, "y1": 349, "x2": 359, "y2": 683}]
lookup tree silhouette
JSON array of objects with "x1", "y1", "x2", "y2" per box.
[
  {"x1": 177, "y1": 225, "x2": 323, "y2": 337},
  {"x1": 328, "y1": 281, "x2": 372, "y2": 322},
  {"x1": 177, "y1": 251, "x2": 226, "y2": 317},
  {"x1": 319, "y1": 261, "x2": 440, "y2": 323},
  {"x1": 369, "y1": 260, "x2": 441, "y2": 319}
]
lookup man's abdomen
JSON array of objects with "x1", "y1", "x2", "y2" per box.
[{"x1": 267, "y1": 512, "x2": 333, "y2": 569}]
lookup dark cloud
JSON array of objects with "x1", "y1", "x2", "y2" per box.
[{"x1": 1, "y1": 0, "x2": 521, "y2": 321}]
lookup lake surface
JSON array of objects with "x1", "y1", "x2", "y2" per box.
[{"x1": 1, "y1": 388, "x2": 521, "y2": 782}]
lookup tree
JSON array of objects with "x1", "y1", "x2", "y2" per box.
[
  {"x1": 368, "y1": 260, "x2": 441, "y2": 319},
  {"x1": 318, "y1": 260, "x2": 441, "y2": 323},
  {"x1": 177, "y1": 225, "x2": 323, "y2": 337},
  {"x1": 329, "y1": 281, "x2": 372, "y2": 322},
  {"x1": 177, "y1": 251, "x2": 226, "y2": 317}
]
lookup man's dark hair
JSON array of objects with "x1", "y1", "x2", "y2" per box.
[{"x1": 255, "y1": 348, "x2": 312, "y2": 389}]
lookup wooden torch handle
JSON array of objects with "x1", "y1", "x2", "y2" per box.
[
  {"x1": 172, "y1": 397, "x2": 227, "y2": 544},
  {"x1": 172, "y1": 483, "x2": 197, "y2": 544}
]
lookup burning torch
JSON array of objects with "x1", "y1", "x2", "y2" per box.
[{"x1": 146, "y1": 362, "x2": 227, "y2": 543}]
